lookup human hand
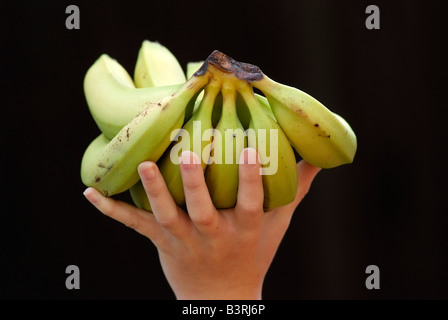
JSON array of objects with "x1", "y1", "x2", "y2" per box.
[{"x1": 83, "y1": 148, "x2": 321, "y2": 299}]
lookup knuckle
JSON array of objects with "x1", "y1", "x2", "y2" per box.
[
  {"x1": 157, "y1": 216, "x2": 177, "y2": 229},
  {"x1": 192, "y1": 214, "x2": 215, "y2": 227},
  {"x1": 145, "y1": 186, "x2": 162, "y2": 198},
  {"x1": 183, "y1": 176, "x2": 202, "y2": 191},
  {"x1": 239, "y1": 202, "x2": 263, "y2": 216}
]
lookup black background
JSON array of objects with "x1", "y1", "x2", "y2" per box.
[{"x1": 1, "y1": 0, "x2": 447, "y2": 300}]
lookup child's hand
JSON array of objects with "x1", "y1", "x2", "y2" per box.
[{"x1": 83, "y1": 148, "x2": 320, "y2": 299}]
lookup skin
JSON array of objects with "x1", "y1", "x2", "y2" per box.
[{"x1": 83, "y1": 148, "x2": 321, "y2": 300}]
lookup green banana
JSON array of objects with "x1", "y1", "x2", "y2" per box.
[
  {"x1": 134, "y1": 40, "x2": 186, "y2": 88},
  {"x1": 129, "y1": 43, "x2": 194, "y2": 211},
  {"x1": 84, "y1": 54, "x2": 182, "y2": 139},
  {"x1": 80, "y1": 74, "x2": 208, "y2": 196},
  {"x1": 205, "y1": 84, "x2": 247, "y2": 209},
  {"x1": 252, "y1": 76, "x2": 357, "y2": 168},
  {"x1": 236, "y1": 93, "x2": 276, "y2": 129},
  {"x1": 238, "y1": 84, "x2": 298, "y2": 210}
]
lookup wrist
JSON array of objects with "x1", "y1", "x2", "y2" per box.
[{"x1": 174, "y1": 282, "x2": 263, "y2": 300}]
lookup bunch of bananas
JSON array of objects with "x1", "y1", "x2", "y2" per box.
[{"x1": 80, "y1": 40, "x2": 357, "y2": 211}]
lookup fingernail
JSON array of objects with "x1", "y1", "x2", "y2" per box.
[
  {"x1": 240, "y1": 148, "x2": 258, "y2": 166},
  {"x1": 83, "y1": 188, "x2": 98, "y2": 205},
  {"x1": 180, "y1": 151, "x2": 200, "y2": 171},
  {"x1": 138, "y1": 162, "x2": 155, "y2": 180}
]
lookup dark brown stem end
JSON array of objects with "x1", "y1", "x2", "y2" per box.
[{"x1": 194, "y1": 50, "x2": 263, "y2": 82}]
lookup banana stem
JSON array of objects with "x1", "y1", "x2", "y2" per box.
[
  {"x1": 195, "y1": 82, "x2": 221, "y2": 120},
  {"x1": 238, "y1": 84, "x2": 262, "y2": 118},
  {"x1": 220, "y1": 86, "x2": 237, "y2": 120}
]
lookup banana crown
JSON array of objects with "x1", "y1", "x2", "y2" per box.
[{"x1": 81, "y1": 41, "x2": 357, "y2": 211}]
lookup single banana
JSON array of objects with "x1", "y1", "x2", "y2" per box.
[
  {"x1": 238, "y1": 84, "x2": 298, "y2": 210},
  {"x1": 252, "y1": 76, "x2": 357, "y2": 168},
  {"x1": 84, "y1": 54, "x2": 182, "y2": 139},
  {"x1": 256, "y1": 94, "x2": 277, "y2": 122},
  {"x1": 129, "y1": 55, "x2": 202, "y2": 211},
  {"x1": 80, "y1": 74, "x2": 208, "y2": 196},
  {"x1": 236, "y1": 93, "x2": 276, "y2": 129},
  {"x1": 134, "y1": 40, "x2": 186, "y2": 88},
  {"x1": 205, "y1": 84, "x2": 247, "y2": 209}
]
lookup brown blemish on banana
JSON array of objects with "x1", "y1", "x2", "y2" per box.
[
  {"x1": 295, "y1": 108, "x2": 307, "y2": 117},
  {"x1": 95, "y1": 163, "x2": 114, "y2": 184},
  {"x1": 194, "y1": 50, "x2": 264, "y2": 82},
  {"x1": 126, "y1": 128, "x2": 130, "y2": 140},
  {"x1": 318, "y1": 133, "x2": 331, "y2": 138},
  {"x1": 98, "y1": 162, "x2": 114, "y2": 172}
]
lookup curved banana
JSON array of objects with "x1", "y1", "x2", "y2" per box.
[
  {"x1": 237, "y1": 93, "x2": 277, "y2": 129},
  {"x1": 252, "y1": 76, "x2": 357, "y2": 168},
  {"x1": 129, "y1": 54, "x2": 203, "y2": 211},
  {"x1": 238, "y1": 84, "x2": 298, "y2": 210},
  {"x1": 80, "y1": 75, "x2": 208, "y2": 196},
  {"x1": 205, "y1": 84, "x2": 247, "y2": 209},
  {"x1": 84, "y1": 54, "x2": 182, "y2": 139},
  {"x1": 134, "y1": 40, "x2": 186, "y2": 88}
]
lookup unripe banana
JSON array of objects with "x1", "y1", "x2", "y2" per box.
[
  {"x1": 237, "y1": 93, "x2": 277, "y2": 128},
  {"x1": 134, "y1": 40, "x2": 186, "y2": 88},
  {"x1": 205, "y1": 84, "x2": 247, "y2": 209},
  {"x1": 84, "y1": 54, "x2": 182, "y2": 139},
  {"x1": 129, "y1": 49, "x2": 201, "y2": 211},
  {"x1": 80, "y1": 75, "x2": 208, "y2": 196},
  {"x1": 252, "y1": 76, "x2": 357, "y2": 168},
  {"x1": 239, "y1": 84, "x2": 298, "y2": 210}
]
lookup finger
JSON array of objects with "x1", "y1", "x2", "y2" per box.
[
  {"x1": 138, "y1": 161, "x2": 189, "y2": 238},
  {"x1": 234, "y1": 148, "x2": 264, "y2": 230},
  {"x1": 179, "y1": 151, "x2": 219, "y2": 233},
  {"x1": 83, "y1": 187, "x2": 164, "y2": 243}
]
